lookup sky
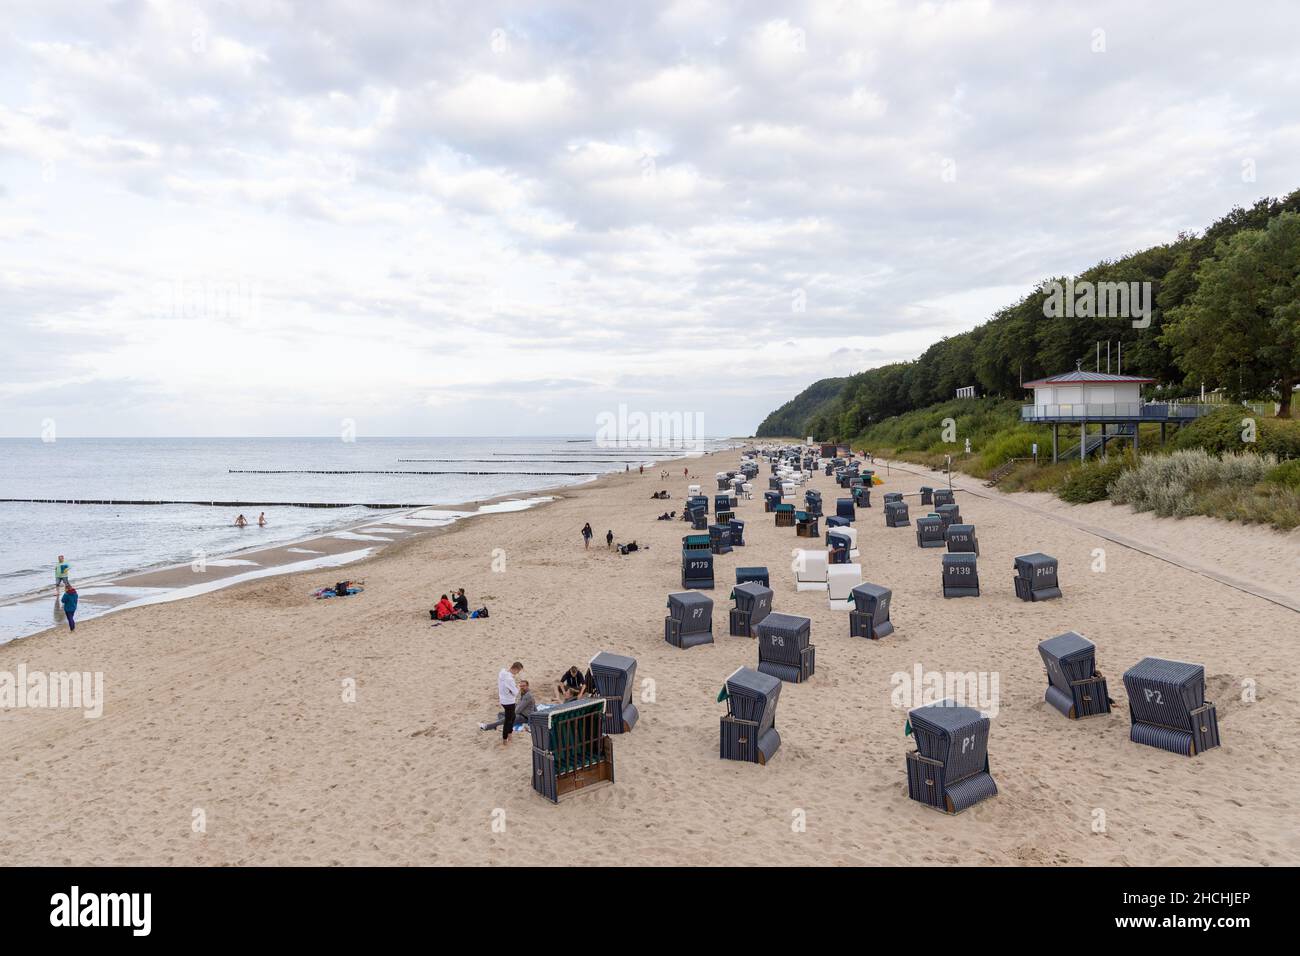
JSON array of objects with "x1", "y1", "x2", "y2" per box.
[{"x1": 2, "y1": 0, "x2": 1299, "y2": 438}]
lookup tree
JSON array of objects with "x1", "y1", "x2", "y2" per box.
[{"x1": 1162, "y1": 212, "x2": 1300, "y2": 417}]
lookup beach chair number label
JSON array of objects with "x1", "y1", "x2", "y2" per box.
[
  {"x1": 1144, "y1": 689, "x2": 1164, "y2": 705},
  {"x1": 961, "y1": 734, "x2": 978, "y2": 754},
  {"x1": 772, "y1": 635, "x2": 785, "y2": 647},
  {"x1": 951, "y1": 566, "x2": 971, "y2": 576},
  {"x1": 1036, "y1": 565, "x2": 1055, "y2": 577},
  {"x1": 691, "y1": 608, "x2": 705, "y2": 619}
]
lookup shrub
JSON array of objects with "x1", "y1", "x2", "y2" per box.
[
  {"x1": 1265, "y1": 458, "x2": 1300, "y2": 489},
  {"x1": 1109, "y1": 449, "x2": 1277, "y2": 517},
  {"x1": 1057, "y1": 456, "x2": 1130, "y2": 503},
  {"x1": 1169, "y1": 407, "x2": 1300, "y2": 458}
]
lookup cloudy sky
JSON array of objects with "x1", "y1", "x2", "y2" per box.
[{"x1": 2, "y1": 0, "x2": 1298, "y2": 437}]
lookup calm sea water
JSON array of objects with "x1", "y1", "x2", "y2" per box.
[{"x1": 0, "y1": 437, "x2": 720, "y2": 604}]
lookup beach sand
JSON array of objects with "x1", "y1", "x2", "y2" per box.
[{"x1": 1, "y1": 449, "x2": 1297, "y2": 866}]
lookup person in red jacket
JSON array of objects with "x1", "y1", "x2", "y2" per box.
[{"x1": 433, "y1": 594, "x2": 456, "y2": 621}]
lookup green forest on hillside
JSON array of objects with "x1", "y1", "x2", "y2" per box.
[{"x1": 756, "y1": 190, "x2": 1300, "y2": 439}]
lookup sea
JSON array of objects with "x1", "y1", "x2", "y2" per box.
[{"x1": 0, "y1": 436, "x2": 728, "y2": 640}]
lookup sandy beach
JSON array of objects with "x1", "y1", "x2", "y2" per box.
[{"x1": 1, "y1": 447, "x2": 1297, "y2": 866}]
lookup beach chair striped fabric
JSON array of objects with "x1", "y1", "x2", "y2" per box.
[
  {"x1": 688, "y1": 495, "x2": 710, "y2": 514},
  {"x1": 589, "y1": 652, "x2": 639, "y2": 733},
  {"x1": 825, "y1": 515, "x2": 850, "y2": 529},
  {"x1": 936, "y1": 503, "x2": 961, "y2": 529},
  {"x1": 756, "y1": 612, "x2": 814, "y2": 683},
  {"x1": 729, "y1": 581, "x2": 773, "y2": 636},
  {"x1": 941, "y1": 552, "x2": 979, "y2": 597},
  {"x1": 849, "y1": 583, "x2": 894, "y2": 639},
  {"x1": 529, "y1": 697, "x2": 614, "y2": 803},
  {"x1": 1037, "y1": 632, "x2": 1111, "y2": 719},
  {"x1": 932, "y1": 489, "x2": 955, "y2": 508},
  {"x1": 720, "y1": 667, "x2": 782, "y2": 764},
  {"x1": 1013, "y1": 552, "x2": 1061, "y2": 601},
  {"x1": 920, "y1": 486, "x2": 934, "y2": 505},
  {"x1": 884, "y1": 500, "x2": 910, "y2": 527},
  {"x1": 736, "y1": 566, "x2": 770, "y2": 588},
  {"x1": 1122, "y1": 658, "x2": 1220, "y2": 756},
  {"x1": 915, "y1": 514, "x2": 945, "y2": 548},
  {"x1": 852, "y1": 485, "x2": 871, "y2": 508},
  {"x1": 944, "y1": 523, "x2": 978, "y2": 555},
  {"x1": 836, "y1": 497, "x2": 856, "y2": 522},
  {"x1": 905, "y1": 701, "x2": 997, "y2": 813},
  {"x1": 665, "y1": 591, "x2": 714, "y2": 648},
  {"x1": 764, "y1": 490, "x2": 781, "y2": 512},
  {"x1": 883, "y1": 491, "x2": 902, "y2": 505}
]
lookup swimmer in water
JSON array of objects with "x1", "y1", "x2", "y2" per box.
[
  {"x1": 258, "y1": 512, "x2": 267, "y2": 527},
  {"x1": 235, "y1": 514, "x2": 248, "y2": 528}
]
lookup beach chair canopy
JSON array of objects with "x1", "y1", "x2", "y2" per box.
[
  {"x1": 1122, "y1": 658, "x2": 1207, "y2": 728},
  {"x1": 736, "y1": 566, "x2": 769, "y2": 587},
  {"x1": 1037, "y1": 632, "x2": 1096, "y2": 694},
  {"x1": 756, "y1": 612, "x2": 811, "y2": 650},
  {"x1": 725, "y1": 666, "x2": 781, "y2": 733},
  {"x1": 589, "y1": 652, "x2": 637, "y2": 701},
  {"x1": 851, "y1": 582, "x2": 891, "y2": 615},
  {"x1": 731, "y1": 581, "x2": 773, "y2": 618},
  {"x1": 1014, "y1": 552, "x2": 1058, "y2": 586},
  {"x1": 908, "y1": 700, "x2": 990, "y2": 779},
  {"x1": 667, "y1": 590, "x2": 713, "y2": 623}
]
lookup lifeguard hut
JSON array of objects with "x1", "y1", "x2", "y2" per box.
[{"x1": 1021, "y1": 361, "x2": 1214, "y2": 462}]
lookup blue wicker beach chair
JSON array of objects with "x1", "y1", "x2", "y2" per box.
[
  {"x1": 885, "y1": 499, "x2": 910, "y2": 527},
  {"x1": 936, "y1": 503, "x2": 961, "y2": 529},
  {"x1": 728, "y1": 518, "x2": 745, "y2": 546},
  {"x1": 827, "y1": 529, "x2": 852, "y2": 564},
  {"x1": 883, "y1": 492, "x2": 902, "y2": 505},
  {"x1": 1013, "y1": 553, "x2": 1061, "y2": 601},
  {"x1": 852, "y1": 485, "x2": 871, "y2": 508},
  {"x1": 825, "y1": 514, "x2": 851, "y2": 529},
  {"x1": 529, "y1": 697, "x2": 614, "y2": 803},
  {"x1": 589, "y1": 651, "x2": 639, "y2": 733},
  {"x1": 849, "y1": 582, "x2": 893, "y2": 639},
  {"x1": 665, "y1": 590, "x2": 714, "y2": 647},
  {"x1": 919, "y1": 486, "x2": 934, "y2": 506},
  {"x1": 755, "y1": 612, "x2": 814, "y2": 683},
  {"x1": 720, "y1": 667, "x2": 782, "y2": 764},
  {"x1": 932, "y1": 488, "x2": 955, "y2": 509},
  {"x1": 1037, "y1": 632, "x2": 1111, "y2": 719},
  {"x1": 764, "y1": 490, "x2": 781, "y2": 513},
  {"x1": 941, "y1": 552, "x2": 979, "y2": 597},
  {"x1": 774, "y1": 502, "x2": 796, "y2": 528},
  {"x1": 836, "y1": 498, "x2": 856, "y2": 522},
  {"x1": 680, "y1": 548, "x2": 714, "y2": 590},
  {"x1": 1122, "y1": 658, "x2": 1220, "y2": 756},
  {"x1": 736, "y1": 566, "x2": 769, "y2": 588},
  {"x1": 708, "y1": 523, "x2": 733, "y2": 555},
  {"x1": 944, "y1": 523, "x2": 979, "y2": 556},
  {"x1": 729, "y1": 581, "x2": 774, "y2": 637},
  {"x1": 905, "y1": 700, "x2": 997, "y2": 813},
  {"x1": 915, "y1": 514, "x2": 944, "y2": 548}
]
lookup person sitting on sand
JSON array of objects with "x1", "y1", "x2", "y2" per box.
[
  {"x1": 433, "y1": 594, "x2": 458, "y2": 621},
  {"x1": 453, "y1": 588, "x2": 469, "y2": 615},
  {"x1": 556, "y1": 665, "x2": 587, "y2": 701},
  {"x1": 258, "y1": 512, "x2": 267, "y2": 527},
  {"x1": 480, "y1": 680, "x2": 536, "y2": 732},
  {"x1": 234, "y1": 514, "x2": 248, "y2": 528}
]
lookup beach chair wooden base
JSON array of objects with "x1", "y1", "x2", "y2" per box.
[
  {"x1": 849, "y1": 610, "x2": 893, "y2": 639},
  {"x1": 531, "y1": 745, "x2": 615, "y2": 803},
  {"x1": 906, "y1": 752, "x2": 997, "y2": 814}
]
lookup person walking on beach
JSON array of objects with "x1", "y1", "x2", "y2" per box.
[
  {"x1": 54, "y1": 555, "x2": 71, "y2": 594},
  {"x1": 581, "y1": 522, "x2": 593, "y2": 549},
  {"x1": 497, "y1": 661, "x2": 523, "y2": 745},
  {"x1": 60, "y1": 584, "x2": 78, "y2": 632},
  {"x1": 605, "y1": 529, "x2": 614, "y2": 550}
]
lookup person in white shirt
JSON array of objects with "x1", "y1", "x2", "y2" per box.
[{"x1": 497, "y1": 662, "x2": 524, "y2": 745}]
